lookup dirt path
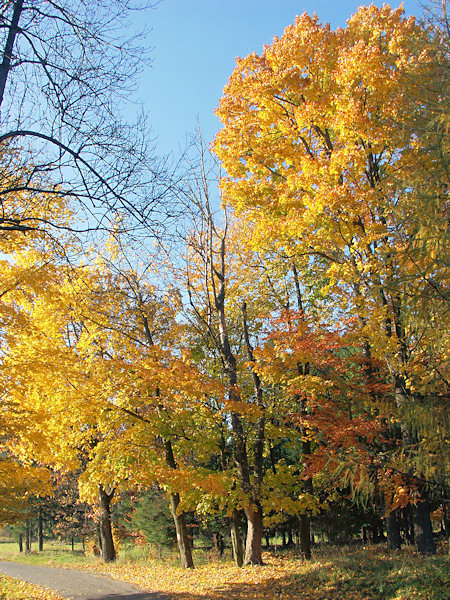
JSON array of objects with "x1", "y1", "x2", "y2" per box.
[{"x1": 0, "y1": 561, "x2": 170, "y2": 600}]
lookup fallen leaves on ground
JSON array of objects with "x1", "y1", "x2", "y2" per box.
[
  {"x1": 0, "y1": 574, "x2": 64, "y2": 600},
  {"x1": 86, "y1": 548, "x2": 449, "y2": 600}
]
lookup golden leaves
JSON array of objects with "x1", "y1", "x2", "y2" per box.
[{"x1": 0, "y1": 575, "x2": 63, "y2": 600}]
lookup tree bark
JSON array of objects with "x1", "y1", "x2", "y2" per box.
[
  {"x1": 244, "y1": 503, "x2": 264, "y2": 565},
  {"x1": 98, "y1": 485, "x2": 116, "y2": 562},
  {"x1": 18, "y1": 534, "x2": 23, "y2": 553},
  {"x1": 230, "y1": 509, "x2": 244, "y2": 567},
  {"x1": 386, "y1": 509, "x2": 401, "y2": 550},
  {"x1": 404, "y1": 505, "x2": 415, "y2": 545},
  {"x1": 292, "y1": 268, "x2": 313, "y2": 560},
  {"x1": 38, "y1": 506, "x2": 44, "y2": 551},
  {"x1": 299, "y1": 514, "x2": 312, "y2": 559},
  {"x1": 169, "y1": 490, "x2": 194, "y2": 569},
  {"x1": 299, "y1": 432, "x2": 313, "y2": 559},
  {"x1": 413, "y1": 499, "x2": 436, "y2": 555},
  {"x1": 163, "y1": 439, "x2": 194, "y2": 569},
  {"x1": 25, "y1": 519, "x2": 31, "y2": 553},
  {"x1": 241, "y1": 301, "x2": 266, "y2": 565},
  {"x1": 0, "y1": 0, "x2": 24, "y2": 110}
]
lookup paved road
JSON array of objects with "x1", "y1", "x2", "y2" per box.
[{"x1": 0, "y1": 561, "x2": 170, "y2": 600}]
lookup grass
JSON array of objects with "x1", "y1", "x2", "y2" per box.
[
  {"x1": 0, "y1": 540, "x2": 448, "y2": 599},
  {"x1": 0, "y1": 540, "x2": 92, "y2": 567}
]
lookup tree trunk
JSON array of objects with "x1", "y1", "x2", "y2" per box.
[
  {"x1": 291, "y1": 266, "x2": 313, "y2": 562},
  {"x1": 413, "y1": 499, "x2": 436, "y2": 555},
  {"x1": 244, "y1": 503, "x2": 264, "y2": 565},
  {"x1": 230, "y1": 509, "x2": 244, "y2": 567},
  {"x1": 288, "y1": 526, "x2": 294, "y2": 546},
  {"x1": 96, "y1": 524, "x2": 103, "y2": 553},
  {"x1": 25, "y1": 519, "x2": 31, "y2": 552},
  {"x1": 18, "y1": 534, "x2": 23, "y2": 553},
  {"x1": 212, "y1": 532, "x2": 224, "y2": 557},
  {"x1": 98, "y1": 485, "x2": 116, "y2": 562},
  {"x1": 442, "y1": 499, "x2": 449, "y2": 537},
  {"x1": 169, "y1": 490, "x2": 194, "y2": 569},
  {"x1": 299, "y1": 428, "x2": 313, "y2": 559},
  {"x1": 406, "y1": 505, "x2": 415, "y2": 545},
  {"x1": 38, "y1": 507, "x2": 44, "y2": 551},
  {"x1": 163, "y1": 439, "x2": 194, "y2": 568},
  {"x1": 370, "y1": 516, "x2": 384, "y2": 543},
  {"x1": 0, "y1": 0, "x2": 24, "y2": 110},
  {"x1": 362, "y1": 526, "x2": 367, "y2": 543},
  {"x1": 299, "y1": 514, "x2": 312, "y2": 559},
  {"x1": 385, "y1": 509, "x2": 401, "y2": 550}
]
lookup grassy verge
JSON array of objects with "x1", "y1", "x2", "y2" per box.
[
  {"x1": 0, "y1": 541, "x2": 448, "y2": 599},
  {"x1": 0, "y1": 541, "x2": 93, "y2": 567},
  {"x1": 0, "y1": 575, "x2": 63, "y2": 600}
]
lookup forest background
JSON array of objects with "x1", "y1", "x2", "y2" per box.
[{"x1": 0, "y1": 0, "x2": 448, "y2": 594}]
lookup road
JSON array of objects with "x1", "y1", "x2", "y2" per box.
[{"x1": 0, "y1": 561, "x2": 170, "y2": 600}]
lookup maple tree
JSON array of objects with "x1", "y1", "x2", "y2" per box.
[
  {"x1": 214, "y1": 5, "x2": 448, "y2": 554},
  {"x1": 0, "y1": 153, "x2": 74, "y2": 528}
]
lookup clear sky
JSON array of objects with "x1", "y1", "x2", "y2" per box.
[{"x1": 134, "y1": 0, "x2": 424, "y2": 156}]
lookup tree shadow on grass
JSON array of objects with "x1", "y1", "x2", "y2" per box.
[{"x1": 164, "y1": 551, "x2": 448, "y2": 600}]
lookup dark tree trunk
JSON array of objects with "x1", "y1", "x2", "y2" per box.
[
  {"x1": 0, "y1": 0, "x2": 24, "y2": 109},
  {"x1": 400, "y1": 506, "x2": 415, "y2": 545},
  {"x1": 244, "y1": 503, "x2": 264, "y2": 565},
  {"x1": 386, "y1": 509, "x2": 401, "y2": 550},
  {"x1": 213, "y1": 532, "x2": 224, "y2": 556},
  {"x1": 96, "y1": 524, "x2": 103, "y2": 552},
  {"x1": 442, "y1": 499, "x2": 449, "y2": 536},
  {"x1": 288, "y1": 526, "x2": 294, "y2": 546},
  {"x1": 362, "y1": 526, "x2": 367, "y2": 543},
  {"x1": 299, "y1": 433, "x2": 313, "y2": 560},
  {"x1": 38, "y1": 507, "x2": 44, "y2": 551},
  {"x1": 241, "y1": 302, "x2": 266, "y2": 566},
  {"x1": 25, "y1": 520, "x2": 31, "y2": 552},
  {"x1": 291, "y1": 266, "x2": 314, "y2": 562},
  {"x1": 98, "y1": 485, "x2": 116, "y2": 562},
  {"x1": 413, "y1": 500, "x2": 436, "y2": 555},
  {"x1": 282, "y1": 529, "x2": 287, "y2": 547},
  {"x1": 299, "y1": 514, "x2": 312, "y2": 559},
  {"x1": 226, "y1": 484, "x2": 243, "y2": 564},
  {"x1": 370, "y1": 517, "x2": 384, "y2": 543},
  {"x1": 18, "y1": 534, "x2": 23, "y2": 553},
  {"x1": 407, "y1": 505, "x2": 415, "y2": 545}
]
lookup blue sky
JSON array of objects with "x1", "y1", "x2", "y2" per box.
[{"x1": 134, "y1": 1, "x2": 424, "y2": 156}]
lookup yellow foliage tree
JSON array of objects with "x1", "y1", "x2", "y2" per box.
[{"x1": 214, "y1": 5, "x2": 448, "y2": 555}]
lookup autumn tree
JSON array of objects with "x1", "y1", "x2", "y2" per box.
[
  {"x1": 214, "y1": 5, "x2": 448, "y2": 554},
  {"x1": 0, "y1": 156, "x2": 74, "y2": 529}
]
